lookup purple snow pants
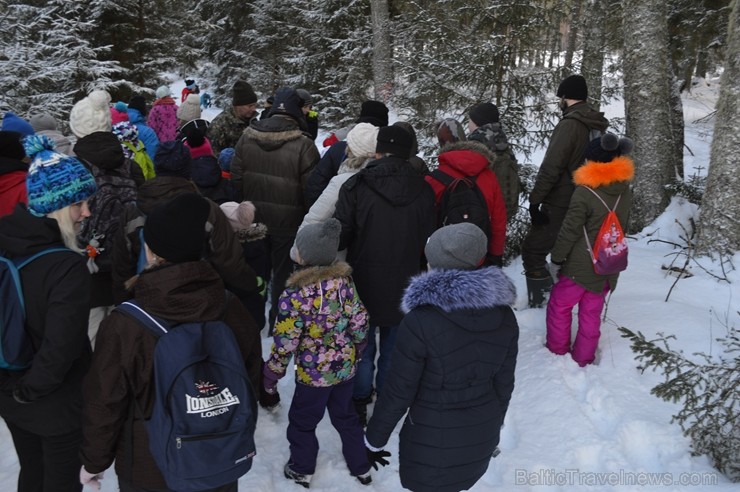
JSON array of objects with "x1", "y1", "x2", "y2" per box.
[
  {"x1": 287, "y1": 378, "x2": 371, "y2": 476},
  {"x1": 546, "y1": 275, "x2": 609, "y2": 366}
]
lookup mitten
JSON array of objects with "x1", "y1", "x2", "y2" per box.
[
  {"x1": 366, "y1": 447, "x2": 391, "y2": 470},
  {"x1": 529, "y1": 203, "x2": 550, "y2": 226},
  {"x1": 80, "y1": 466, "x2": 104, "y2": 490},
  {"x1": 259, "y1": 384, "x2": 280, "y2": 410}
]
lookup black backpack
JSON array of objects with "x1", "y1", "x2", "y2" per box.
[{"x1": 431, "y1": 169, "x2": 492, "y2": 243}]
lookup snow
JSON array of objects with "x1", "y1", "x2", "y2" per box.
[{"x1": 1, "y1": 79, "x2": 737, "y2": 491}]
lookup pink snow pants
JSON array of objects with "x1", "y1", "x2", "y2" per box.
[{"x1": 546, "y1": 275, "x2": 609, "y2": 366}]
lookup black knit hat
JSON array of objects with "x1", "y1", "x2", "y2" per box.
[
  {"x1": 233, "y1": 80, "x2": 257, "y2": 106},
  {"x1": 469, "y1": 102, "x2": 500, "y2": 126},
  {"x1": 154, "y1": 140, "x2": 192, "y2": 178},
  {"x1": 128, "y1": 95, "x2": 147, "y2": 116},
  {"x1": 557, "y1": 75, "x2": 588, "y2": 100},
  {"x1": 376, "y1": 125, "x2": 413, "y2": 157},
  {"x1": 0, "y1": 131, "x2": 26, "y2": 160},
  {"x1": 144, "y1": 193, "x2": 209, "y2": 263},
  {"x1": 357, "y1": 100, "x2": 389, "y2": 127},
  {"x1": 584, "y1": 133, "x2": 634, "y2": 163}
]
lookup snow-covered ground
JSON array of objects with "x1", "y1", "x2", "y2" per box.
[{"x1": 1, "y1": 79, "x2": 737, "y2": 491}]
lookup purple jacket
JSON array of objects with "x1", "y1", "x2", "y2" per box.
[{"x1": 147, "y1": 97, "x2": 179, "y2": 143}]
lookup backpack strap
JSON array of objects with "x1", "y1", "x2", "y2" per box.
[
  {"x1": 431, "y1": 168, "x2": 454, "y2": 186},
  {"x1": 117, "y1": 300, "x2": 170, "y2": 338}
]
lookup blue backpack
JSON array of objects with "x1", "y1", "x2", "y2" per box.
[
  {"x1": 1, "y1": 248, "x2": 71, "y2": 371},
  {"x1": 116, "y1": 298, "x2": 257, "y2": 491}
]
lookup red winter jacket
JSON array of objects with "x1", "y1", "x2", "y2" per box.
[
  {"x1": 0, "y1": 169, "x2": 27, "y2": 218},
  {"x1": 426, "y1": 142, "x2": 507, "y2": 256}
]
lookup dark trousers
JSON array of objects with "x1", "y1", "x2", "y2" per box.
[
  {"x1": 287, "y1": 379, "x2": 371, "y2": 476},
  {"x1": 267, "y1": 233, "x2": 298, "y2": 332},
  {"x1": 6, "y1": 421, "x2": 82, "y2": 492},
  {"x1": 118, "y1": 479, "x2": 237, "y2": 492},
  {"x1": 521, "y1": 203, "x2": 569, "y2": 277}
]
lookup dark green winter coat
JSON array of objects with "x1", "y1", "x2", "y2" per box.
[
  {"x1": 230, "y1": 115, "x2": 319, "y2": 236},
  {"x1": 550, "y1": 155, "x2": 634, "y2": 292},
  {"x1": 529, "y1": 102, "x2": 609, "y2": 208},
  {"x1": 207, "y1": 106, "x2": 254, "y2": 154}
]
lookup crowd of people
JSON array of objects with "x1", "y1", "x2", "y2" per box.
[{"x1": 0, "y1": 73, "x2": 635, "y2": 492}]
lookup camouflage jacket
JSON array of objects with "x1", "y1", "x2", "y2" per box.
[{"x1": 207, "y1": 106, "x2": 255, "y2": 154}]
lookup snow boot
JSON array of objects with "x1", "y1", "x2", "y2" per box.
[
  {"x1": 284, "y1": 463, "x2": 312, "y2": 488},
  {"x1": 354, "y1": 472, "x2": 372, "y2": 485},
  {"x1": 526, "y1": 274, "x2": 553, "y2": 308}
]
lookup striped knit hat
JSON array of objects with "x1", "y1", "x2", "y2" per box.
[{"x1": 23, "y1": 135, "x2": 96, "y2": 216}]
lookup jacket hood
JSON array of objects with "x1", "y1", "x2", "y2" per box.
[
  {"x1": 359, "y1": 156, "x2": 429, "y2": 206},
  {"x1": 127, "y1": 109, "x2": 146, "y2": 125},
  {"x1": 134, "y1": 260, "x2": 226, "y2": 322},
  {"x1": 153, "y1": 96, "x2": 176, "y2": 106},
  {"x1": 573, "y1": 156, "x2": 634, "y2": 189},
  {"x1": 563, "y1": 102, "x2": 609, "y2": 133},
  {"x1": 74, "y1": 131, "x2": 126, "y2": 171},
  {"x1": 468, "y1": 122, "x2": 511, "y2": 153},
  {"x1": 0, "y1": 155, "x2": 27, "y2": 175},
  {"x1": 0, "y1": 204, "x2": 66, "y2": 256},
  {"x1": 136, "y1": 176, "x2": 199, "y2": 215},
  {"x1": 402, "y1": 266, "x2": 516, "y2": 313},
  {"x1": 247, "y1": 117, "x2": 307, "y2": 151},
  {"x1": 437, "y1": 143, "x2": 493, "y2": 175},
  {"x1": 237, "y1": 222, "x2": 268, "y2": 243},
  {"x1": 285, "y1": 261, "x2": 352, "y2": 289}
]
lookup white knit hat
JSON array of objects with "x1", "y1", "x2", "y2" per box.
[
  {"x1": 156, "y1": 85, "x2": 171, "y2": 99},
  {"x1": 177, "y1": 94, "x2": 201, "y2": 121},
  {"x1": 219, "y1": 201, "x2": 256, "y2": 231},
  {"x1": 346, "y1": 122, "x2": 379, "y2": 158},
  {"x1": 69, "y1": 90, "x2": 112, "y2": 138}
]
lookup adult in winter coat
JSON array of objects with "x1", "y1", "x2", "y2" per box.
[
  {"x1": 522, "y1": 75, "x2": 609, "y2": 307},
  {"x1": 79, "y1": 193, "x2": 262, "y2": 492},
  {"x1": 110, "y1": 140, "x2": 258, "y2": 305},
  {"x1": 365, "y1": 223, "x2": 519, "y2": 492},
  {"x1": 230, "y1": 86, "x2": 320, "y2": 330},
  {"x1": 147, "y1": 85, "x2": 179, "y2": 143},
  {"x1": 0, "y1": 140, "x2": 97, "y2": 492},
  {"x1": 29, "y1": 113, "x2": 74, "y2": 155},
  {"x1": 208, "y1": 80, "x2": 259, "y2": 154},
  {"x1": 0, "y1": 131, "x2": 28, "y2": 217},
  {"x1": 304, "y1": 100, "x2": 389, "y2": 207},
  {"x1": 289, "y1": 122, "x2": 379, "y2": 264},
  {"x1": 128, "y1": 95, "x2": 159, "y2": 160},
  {"x1": 546, "y1": 134, "x2": 634, "y2": 367},
  {"x1": 333, "y1": 126, "x2": 436, "y2": 424},
  {"x1": 427, "y1": 140, "x2": 507, "y2": 266}
]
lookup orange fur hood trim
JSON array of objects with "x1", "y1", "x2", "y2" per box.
[{"x1": 573, "y1": 155, "x2": 635, "y2": 188}]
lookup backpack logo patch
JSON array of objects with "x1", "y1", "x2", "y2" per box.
[{"x1": 186, "y1": 382, "x2": 240, "y2": 417}]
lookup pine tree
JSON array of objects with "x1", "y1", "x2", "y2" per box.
[{"x1": 619, "y1": 326, "x2": 739, "y2": 481}]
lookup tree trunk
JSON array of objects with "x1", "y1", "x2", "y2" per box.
[
  {"x1": 623, "y1": 0, "x2": 675, "y2": 233},
  {"x1": 370, "y1": 0, "x2": 393, "y2": 103},
  {"x1": 697, "y1": 0, "x2": 740, "y2": 255},
  {"x1": 563, "y1": 0, "x2": 584, "y2": 72},
  {"x1": 581, "y1": 0, "x2": 608, "y2": 111}
]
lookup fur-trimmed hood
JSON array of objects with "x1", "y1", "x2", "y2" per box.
[
  {"x1": 440, "y1": 140, "x2": 497, "y2": 165},
  {"x1": 244, "y1": 117, "x2": 306, "y2": 151},
  {"x1": 337, "y1": 155, "x2": 372, "y2": 174},
  {"x1": 402, "y1": 266, "x2": 516, "y2": 313},
  {"x1": 237, "y1": 222, "x2": 268, "y2": 243},
  {"x1": 573, "y1": 155, "x2": 634, "y2": 188},
  {"x1": 286, "y1": 261, "x2": 353, "y2": 289}
]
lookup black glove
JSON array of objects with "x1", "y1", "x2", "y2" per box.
[
  {"x1": 259, "y1": 384, "x2": 281, "y2": 410},
  {"x1": 366, "y1": 447, "x2": 391, "y2": 470},
  {"x1": 529, "y1": 203, "x2": 550, "y2": 226},
  {"x1": 485, "y1": 254, "x2": 503, "y2": 268}
]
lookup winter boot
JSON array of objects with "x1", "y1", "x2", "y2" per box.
[
  {"x1": 354, "y1": 472, "x2": 372, "y2": 485},
  {"x1": 526, "y1": 274, "x2": 553, "y2": 308},
  {"x1": 284, "y1": 463, "x2": 312, "y2": 488}
]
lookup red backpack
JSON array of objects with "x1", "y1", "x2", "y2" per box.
[{"x1": 582, "y1": 187, "x2": 628, "y2": 275}]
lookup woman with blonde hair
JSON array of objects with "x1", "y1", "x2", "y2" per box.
[{"x1": 0, "y1": 135, "x2": 97, "y2": 492}]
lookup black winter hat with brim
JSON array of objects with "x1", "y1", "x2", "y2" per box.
[
  {"x1": 268, "y1": 87, "x2": 306, "y2": 125},
  {"x1": 376, "y1": 125, "x2": 413, "y2": 157},
  {"x1": 356, "y1": 100, "x2": 389, "y2": 127},
  {"x1": 154, "y1": 140, "x2": 192, "y2": 178},
  {"x1": 557, "y1": 74, "x2": 588, "y2": 100},
  {"x1": 144, "y1": 193, "x2": 209, "y2": 263}
]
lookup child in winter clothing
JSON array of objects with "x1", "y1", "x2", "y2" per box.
[
  {"x1": 546, "y1": 134, "x2": 634, "y2": 366},
  {"x1": 262, "y1": 218, "x2": 372, "y2": 488},
  {"x1": 182, "y1": 119, "x2": 237, "y2": 204},
  {"x1": 147, "y1": 85, "x2": 179, "y2": 143},
  {"x1": 364, "y1": 223, "x2": 519, "y2": 492},
  {"x1": 220, "y1": 200, "x2": 270, "y2": 330},
  {"x1": 218, "y1": 148, "x2": 235, "y2": 179}
]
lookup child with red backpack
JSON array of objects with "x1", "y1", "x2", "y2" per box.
[{"x1": 546, "y1": 134, "x2": 634, "y2": 366}]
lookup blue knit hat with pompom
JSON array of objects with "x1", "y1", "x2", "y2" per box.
[{"x1": 23, "y1": 134, "x2": 96, "y2": 216}]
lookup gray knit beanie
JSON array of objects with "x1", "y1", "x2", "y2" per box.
[
  {"x1": 295, "y1": 218, "x2": 341, "y2": 266},
  {"x1": 425, "y1": 223, "x2": 487, "y2": 270}
]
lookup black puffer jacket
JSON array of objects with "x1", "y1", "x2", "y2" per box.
[
  {"x1": 366, "y1": 266, "x2": 519, "y2": 492},
  {"x1": 230, "y1": 115, "x2": 319, "y2": 236},
  {"x1": 334, "y1": 156, "x2": 436, "y2": 326},
  {"x1": 0, "y1": 205, "x2": 92, "y2": 436},
  {"x1": 529, "y1": 102, "x2": 609, "y2": 208}
]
